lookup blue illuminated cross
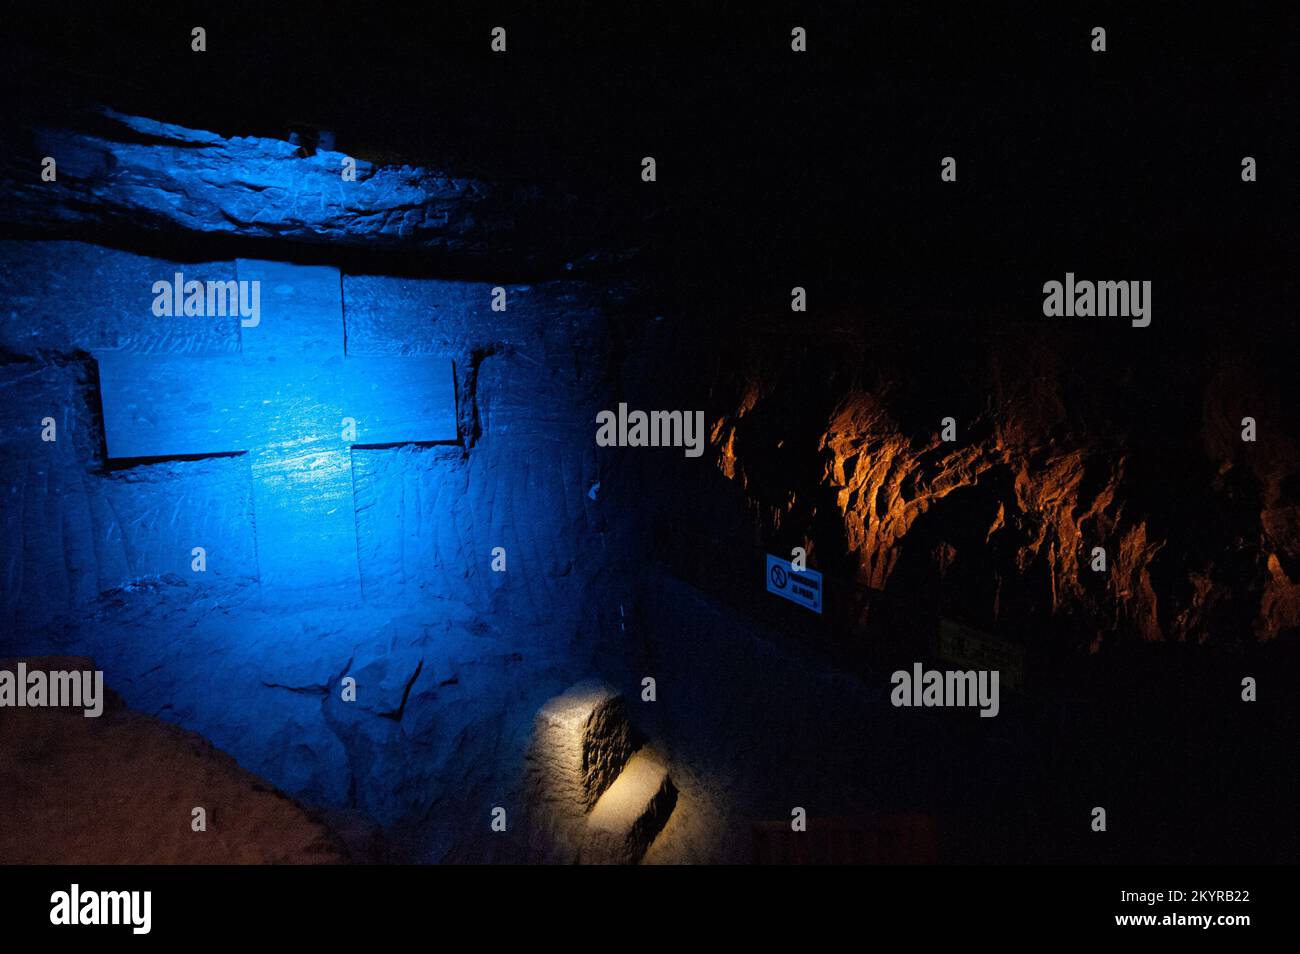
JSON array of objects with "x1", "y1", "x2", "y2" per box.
[{"x1": 95, "y1": 260, "x2": 457, "y2": 592}]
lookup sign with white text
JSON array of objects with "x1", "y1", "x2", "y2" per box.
[{"x1": 766, "y1": 554, "x2": 823, "y2": 614}]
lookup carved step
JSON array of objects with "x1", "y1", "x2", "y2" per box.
[{"x1": 582, "y1": 748, "x2": 677, "y2": 864}]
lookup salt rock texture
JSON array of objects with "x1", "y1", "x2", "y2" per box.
[
  {"x1": 1, "y1": 108, "x2": 594, "y2": 270},
  {"x1": 12, "y1": 577, "x2": 608, "y2": 862},
  {"x1": 706, "y1": 320, "x2": 1300, "y2": 650},
  {"x1": 0, "y1": 114, "x2": 647, "y2": 862},
  {"x1": 526, "y1": 683, "x2": 631, "y2": 810},
  {"x1": 0, "y1": 657, "x2": 348, "y2": 864},
  {"x1": 0, "y1": 237, "x2": 640, "y2": 862},
  {"x1": 0, "y1": 240, "x2": 623, "y2": 632}
]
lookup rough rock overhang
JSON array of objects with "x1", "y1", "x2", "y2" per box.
[{"x1": 1, "y1": 107, "x2": 620, "y2": 273}]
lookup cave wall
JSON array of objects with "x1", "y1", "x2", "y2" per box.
[
  {"x1": 0, "y1": 240, "x2": 624, "y2": 627},
  {"x1": 698, "y1": 318, "x2": 1300, "y2": 654},
  {"x1": 0, "y1": 236, "x2": 641, "y2": 857}
]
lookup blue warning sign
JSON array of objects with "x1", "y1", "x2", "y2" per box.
[{"x1": 765, "y1": 554, "x2": 823, "y2": 614}]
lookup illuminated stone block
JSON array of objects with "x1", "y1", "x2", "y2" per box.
[
  {"x1": 528, "y1": 680, "x2": 634, "y2": 811},
  {"x1": 524, "y1": 681, "x2": 676, "y2": 863},
  {"x1": 94, "y1": 261, "x2": 457, "y2": 592}
]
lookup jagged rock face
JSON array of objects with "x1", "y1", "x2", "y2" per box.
[
  {"x1": 815, "y1": 391, "x2": 1166, "y2": 646},
  {"x1": 707, "y1": 323, "x2": 1300, "y2": 651},
  {"x1": 0, "y1": 109, "x2": 598, "y2": 271},
  {"x1": 1201, "y1": 366, "x2": 1300, "y2": 641},
  {"x1": 0, "y1": 657, "x2": 348, "y2": 864}
]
